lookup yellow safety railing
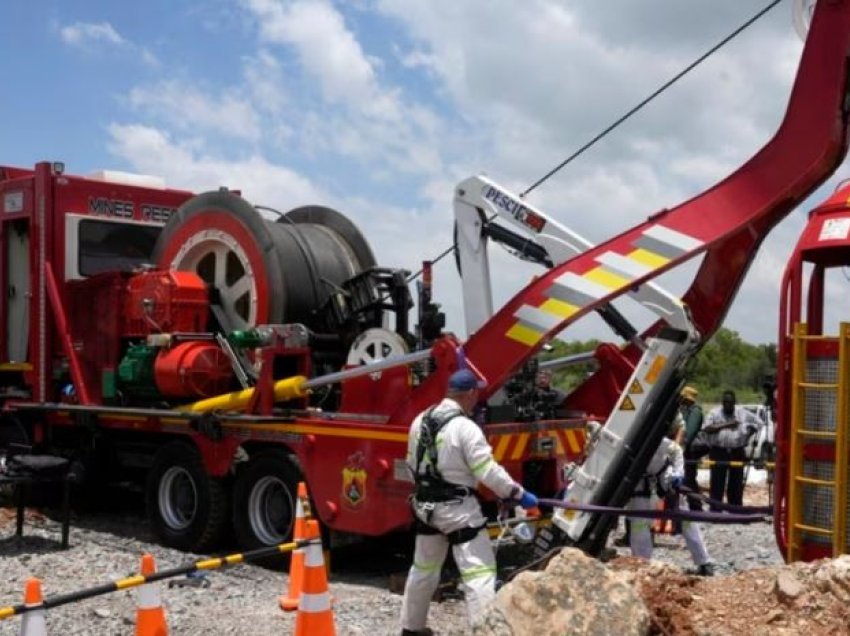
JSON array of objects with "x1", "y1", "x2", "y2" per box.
[{"x1": 786, "y1": 322, "x2": 850, "y2": 561}]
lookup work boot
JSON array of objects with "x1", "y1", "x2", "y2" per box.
[
  {"x1": 401, "y1": 629, "x2": 434, "y2": 636},
  {"x1": 697, "y1": 563, "x2": 715, "y2": 577}
]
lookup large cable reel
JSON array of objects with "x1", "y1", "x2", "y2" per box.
[{"x1": 151, "y1": 190, "x2": 379, "y2": 337}]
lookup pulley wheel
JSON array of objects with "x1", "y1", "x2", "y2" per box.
[{"x1": 346, "y1": 327, "x2": 409, "y2": 380}]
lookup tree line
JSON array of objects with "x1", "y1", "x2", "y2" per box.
[{"x1": 542, "y1": 327, "x2": 776, "y2": 404}]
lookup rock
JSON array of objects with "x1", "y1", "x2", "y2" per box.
[
  {"x1": 474, "y1": 548, "x2": 649, "y2": 636},
  {"x1": 766, "y1": 609, "x2": 785, "y2": 623},
  {"x1": 774, "y1": 571, "x2": 803, "y2": 603},
  {"x1": 92, "y1": 607, "x2": 111, "y2": 618},
  {"x1": 812, "y1": 556, "x2": 850, "y2": 600}
]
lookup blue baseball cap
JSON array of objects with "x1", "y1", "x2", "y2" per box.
[{"x1": 448, "y1": 369, "x2": 485, "y2": 391}]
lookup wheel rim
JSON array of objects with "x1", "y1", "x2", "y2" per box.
[
  {"x1": 168, "y1": 229, "x2": 258, "y2": 330},
  {"x1": 248, "y1": 475, "x2": 294, "y2": 545},
  {"x1": 159, "y1": 466, "x2": 198, "y2": 531}
]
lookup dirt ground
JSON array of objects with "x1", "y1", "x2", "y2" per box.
[
  {"x1": 611, "y1": 556, "x2": 850, "y2": 635},
  {"x1": 609, "y1": 483, "x2": 850, "y2": 635}
]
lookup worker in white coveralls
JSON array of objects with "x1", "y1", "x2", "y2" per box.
[
  {"x1": 400, "y1": 368, "x2": 539, "y2": 635},
  {"x1": 628, "y1": 415, "x2": 715, "y2": 576}
]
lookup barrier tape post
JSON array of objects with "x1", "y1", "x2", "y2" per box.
[{"x1": 20, "y1": 578, "x2": 46, "y2": 636}]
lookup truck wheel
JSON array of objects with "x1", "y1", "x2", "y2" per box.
[
  {"x1": 146, "y1": 442, "x2": 228, "y2": 552},
  {"x1": 232, "y1": 451, "x2": 301, "y2": 549}
]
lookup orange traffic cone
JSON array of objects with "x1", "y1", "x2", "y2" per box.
[
  {"x1": 294, "y1": 519, "x2": 335, "y2": 636},
  {"x1": 20, "y1": 577, "x2": 47, "y2": 636},
  {"x1": 653, "y1": 500, "x2": 673, "y2": 534},
  {"x1": 653, "y1": 500, "x2": 666, "y2": 534},
  {"x1": 135, "y1": 554, "x2": 168, "y2": 636},
  {"x1": 280, "y1": 482, "x2": 310, "y2": 612}
]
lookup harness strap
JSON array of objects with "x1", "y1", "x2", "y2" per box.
[
  {"x1": 633, "y1": 456, "x2": 673, "y2": 497},
  {"x1": 413, "y1": 407, "x2": 464, "y2": 482},
  {"x1": 413, "y1": 518, "x2": 486, "y2": 545}
]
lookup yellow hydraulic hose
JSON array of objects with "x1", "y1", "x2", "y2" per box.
[{"x1": 181, "y1": 375, "x2": 308, "y2": 413}]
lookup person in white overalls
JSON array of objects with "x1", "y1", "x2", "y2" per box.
[
  {"x1": 400, "y1": 369, "x2": 539, "y2": 635},
  {"x1": 628, "y1": 415, "x2": 715, "y2": 576}
]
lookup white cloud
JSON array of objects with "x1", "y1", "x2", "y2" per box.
[
  {"x1": 244, "y1": 50, "x2": 288, "y2": 113},
  {"x1": 58, "y1": 19, "x2": 159, "y2": 67},
  {"x1": 127, "y1": 81, "x2": 262, "y2": 142},
  {"x1": 106, "y1": 123, "x2": 324, "y2": 206},
  {"x1": 237, "y1": 0, "x2": 447, "y2": 177},
  {"x1": 60, "y1": 21, "x2": 125, "y2": 47},
  {"x1": 242, "y1": 0, "x2": 379, "y2": 107}
]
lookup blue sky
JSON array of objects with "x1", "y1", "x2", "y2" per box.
[{"x1": 1, "y1": 0, "x2": 843, "y2": 345}]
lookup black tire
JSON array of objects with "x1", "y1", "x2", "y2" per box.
[
  {"x1": 232, "y1": 451, "x2": 301, "y2": 550},
  {"x1": 146, "y1": 441, "x2": 228, "y2": 552}
]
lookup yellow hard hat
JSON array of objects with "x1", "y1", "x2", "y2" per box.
[{"x1": 680, "y1": 386, "x2": 698, "y2": 401}]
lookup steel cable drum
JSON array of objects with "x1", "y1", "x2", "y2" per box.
[
  {"x1": 268, "y1": 205, "x2": 377, "y2": 328},
  {"x1": 152, "y1": 192, "x2": 377, "y2": 333}
]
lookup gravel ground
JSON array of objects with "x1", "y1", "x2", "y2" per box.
[{"x1": 0, "y1": 472, "x2": 778, "y2": 635}]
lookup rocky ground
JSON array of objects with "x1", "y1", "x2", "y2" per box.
[{"x1": 0, "y1": 473, "x2": 844, "y2": 635}]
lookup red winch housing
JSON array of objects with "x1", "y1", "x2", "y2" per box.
[
  {"x1": 125, "y1": 270, "x2": 209, "y2": 336},
  {"x1": 154, "y1": 341, "x2": 232, "y2": 398}
]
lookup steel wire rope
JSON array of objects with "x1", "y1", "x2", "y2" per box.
[
  {"x1": 521, "y1": 0, "x2": 781, "y2": 197},
  {"x1": 402, "y1": 0, "x2": 783, "y2": 286},
  {"x1": 325, "y1": 1, "x2": 784, "y2": 333}
]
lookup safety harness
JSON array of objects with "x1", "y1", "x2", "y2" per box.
[
  {"x1": 633, "y1": 455, "x2": 673, "y2": 498},
  {"x1": 411, "y1": 407, "x2": 485, "y2": 545}
]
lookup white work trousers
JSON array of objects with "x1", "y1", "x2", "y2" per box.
[
  {"x1": 628, "y1": 495, "x2": 710, "y2": 566},
  {"x1": 401, "y1": 528, "x2": 496, "y2": 631}
]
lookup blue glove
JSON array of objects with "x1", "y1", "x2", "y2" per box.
[
  {"x1": 519, "y1": 490, "x2": 538, "y2": 509},
  {"x1": 671, "y1": 476, "x2": 684, "y2": 490}
]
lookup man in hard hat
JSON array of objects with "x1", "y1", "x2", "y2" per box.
[
  {"x1": 679, "y1": 385, "x2": 705, "y2": 512},
  {"x1": 628, "y1": 415, "x2": 714, "y2": 576},
  {"x1": 400, "y1": 368, "x2": 539, "y2": 635}
]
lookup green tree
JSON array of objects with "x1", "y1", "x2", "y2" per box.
[
  {"x1": 687, "y1": 328, "x2": 774, "y2": 402},
  {"x1": 540, "y1": 338, "x2": 600, "y2": 391},
  {"x1": 542, "y1": 327, "x2": 776, "y2": 403}
]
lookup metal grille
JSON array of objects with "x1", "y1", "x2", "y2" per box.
[
  {"x1": 804, "y1": 358, "x2": 837, "y2": 433},
  {"x1": 802, "y1": 460, "x2": 834, "y2": 545},
  {"x1": 801, "y1": 358, "x2": 838, "y2": 545}
]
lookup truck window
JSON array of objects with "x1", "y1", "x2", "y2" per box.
[{"x1": 78, "y1": 219, "x2": 162, "y2": 276}]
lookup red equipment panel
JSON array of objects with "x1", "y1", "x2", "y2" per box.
[{"x1": 66, "y1": 272, "x2": 132, "y2": 401}]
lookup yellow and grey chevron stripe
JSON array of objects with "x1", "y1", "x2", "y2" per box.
[{"x1": 506, "y1": 224, "x2": 703, "y2": 346}]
